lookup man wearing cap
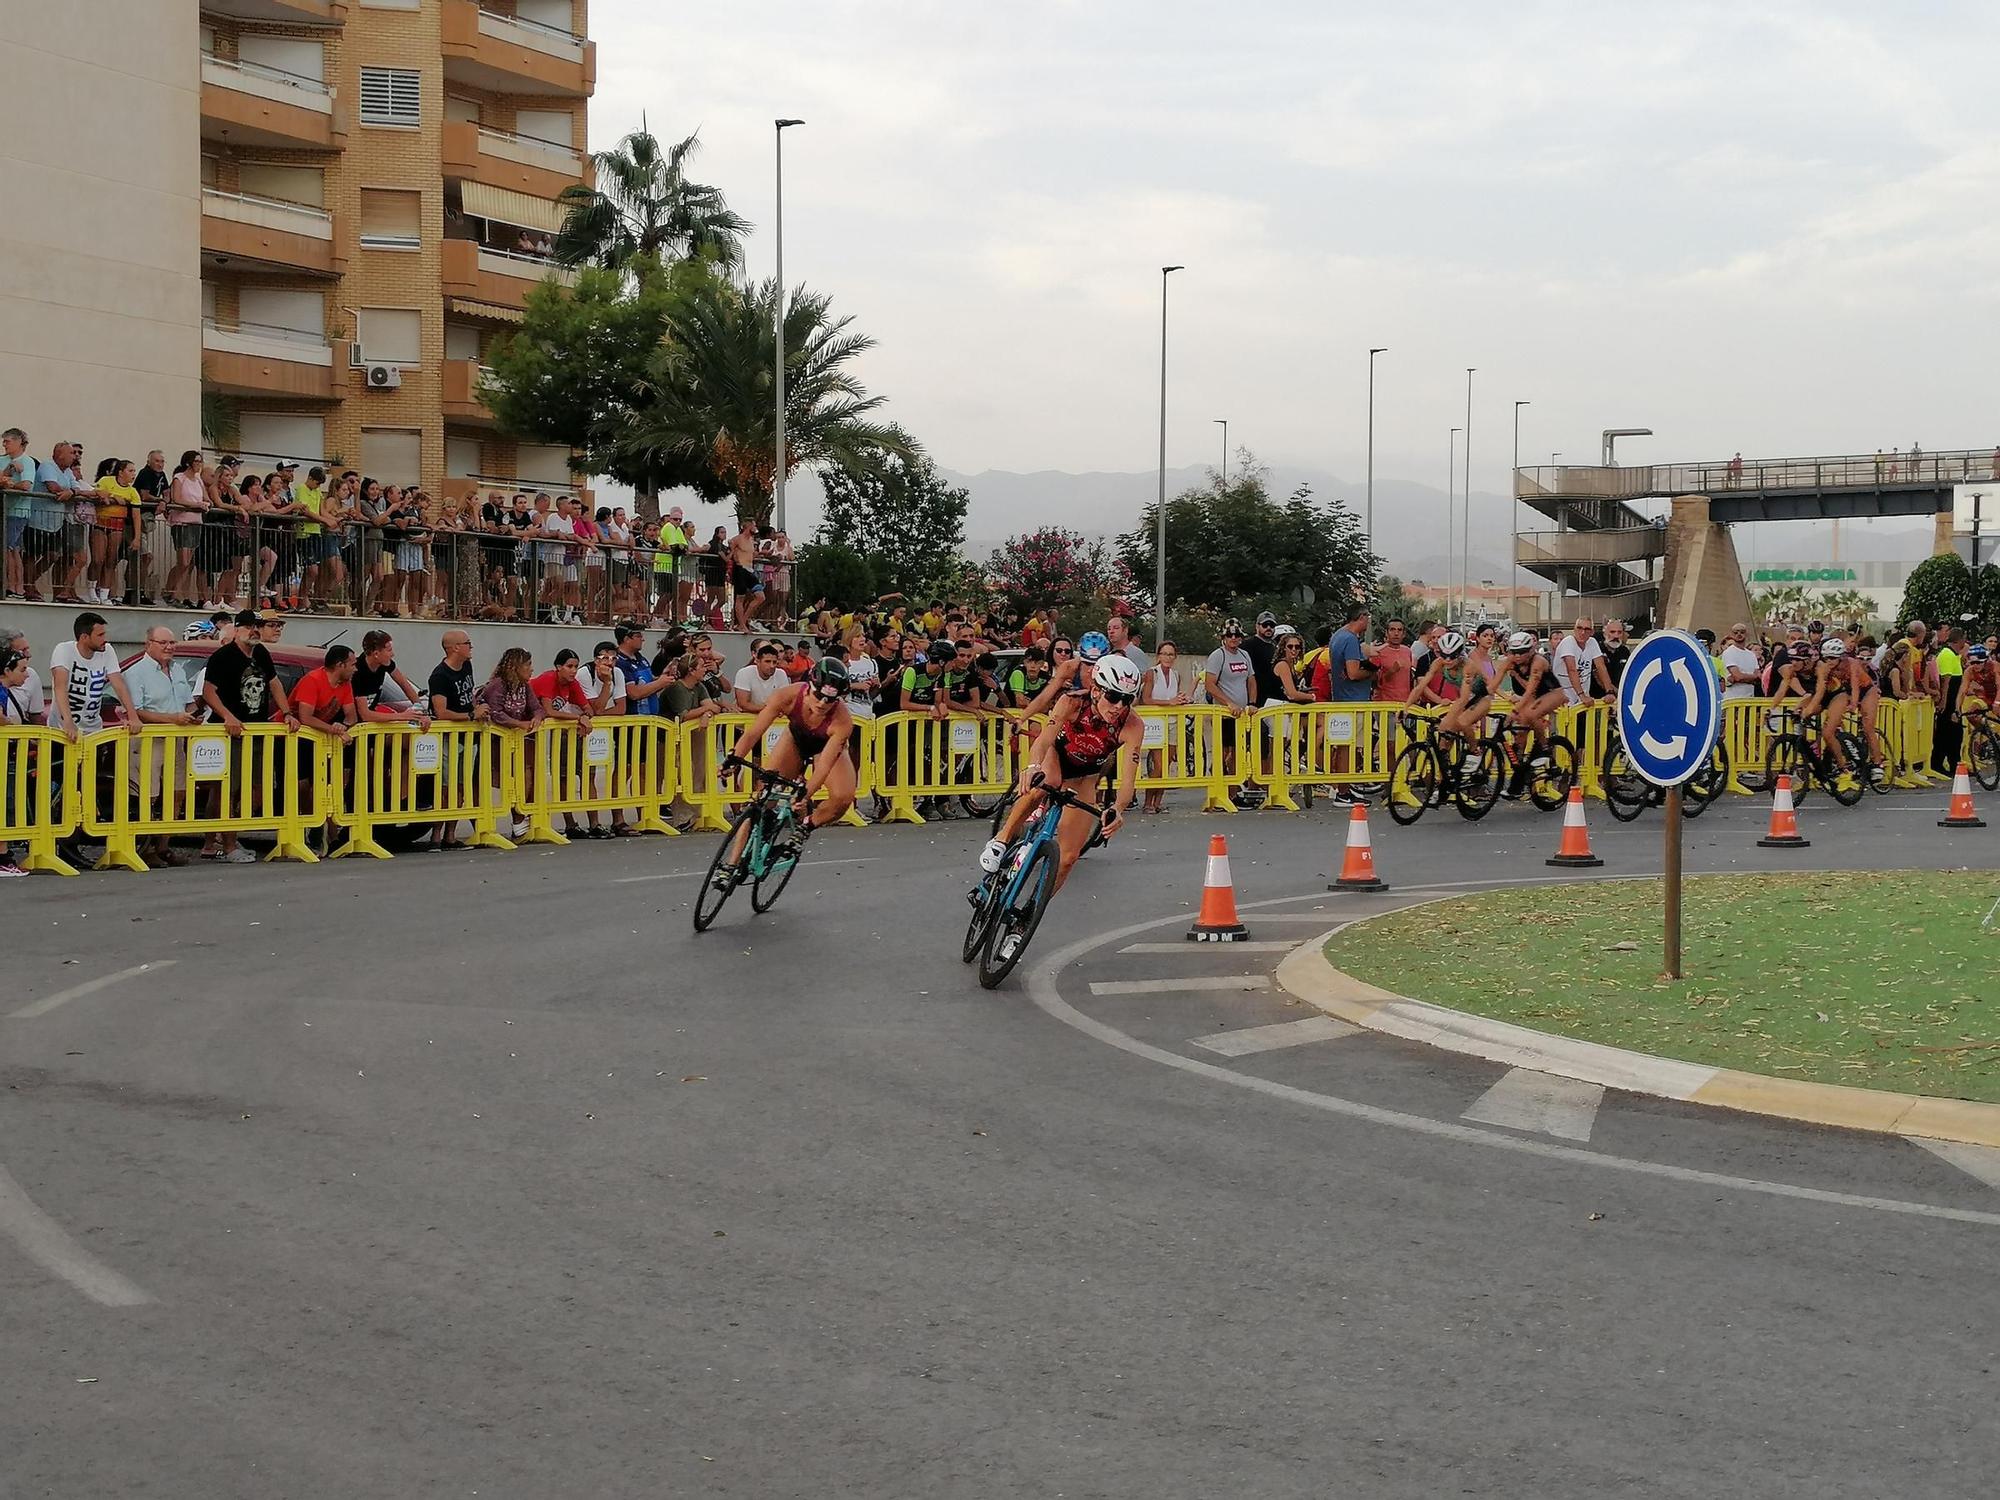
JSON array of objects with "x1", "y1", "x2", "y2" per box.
[
  {"x1": 655, "y1": 506, "x2": 692, "y2": 621},
  {"x1": 1245, "y1": 610, "x2": 1285, "y2": 708},
  {"x1": 198, "y1": 609, "x2": 300, "y2": 863}
]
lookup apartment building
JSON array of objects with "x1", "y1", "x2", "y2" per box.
[{"x1": 199, "y1": 0, "x2": 594, "y2": 505}]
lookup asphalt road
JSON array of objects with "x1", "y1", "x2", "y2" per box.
[{"x1": 5, "y1": 790, "x2": 1999, "y2": 1498}]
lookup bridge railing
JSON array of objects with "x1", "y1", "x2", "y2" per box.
[{"x1": 1519, "y1": 447, "x2": 2000, "y2": 500}]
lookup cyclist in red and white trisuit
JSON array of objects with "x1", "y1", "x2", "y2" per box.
[{"x1": 979, "y1": 655, "x2": 1144, "y2": 892}]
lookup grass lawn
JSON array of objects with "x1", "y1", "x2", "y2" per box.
[{"x1": 1324, "y1": 872, "x2": 2000, "y2": 1102}]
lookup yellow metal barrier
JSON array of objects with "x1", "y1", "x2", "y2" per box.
[
  {"x1": 679, "y1": 713, "x2": 873, "y2": 833},
  {"x1": 0, "y1": 726, "x2": 79, "y2": 874},
  {"x1": 874, "y1": 710, "x2": 1015, "y2": 824},
  {"x1": 82, "y1": 723, "x2": 323, "y2": 869},
  {"x1": 520, "y1": 718, "x2": 681, "y2": 843},
  {"x1": 1882, "y1": 696, "x2": 1939, "y2": 786},
  {"x1": 1133, "y1": 705, "x2": 1237, "y2": 812},
  {"x1": 1250, "y1": 702, "x2": 1404, "y2": 810},
  {"x1": 334, "y1": 721, "x2": 516, "y2": 859},
  {"x1": 1557, "y1": 701, "x2": 1613, "y2": 800},
  {"x1": 1721, "y1": 699, "x2": 1771, "y2": 794}
]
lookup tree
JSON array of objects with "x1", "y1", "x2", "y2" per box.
[
  {"x1": 1118, "y1": 457, "x2": 1377, "y2": 617},
  {"x1": 987, "y1": 526, "x2": 1127, "y2": 613},
  {"x1": 1369, "y1": 574, "x2": 1429, "y2": 628},
  {"x1": 613, "y1": 276, "x2": 913, "y2": 526},
  {"x1": 554, "y1": 126, "x2": 750, "y2": 280},
  {"x1": 1975, "y1": 563, "x2": 2000, "y2": 631},
  {"x1": 1899, "y1": 553, "x2": 1974, "y2": 629},
  {"x1": 1750, "y1": 584, "x2": 1811, "y2": 624},
  {"x1": 482, "y1": 260, "x2": 730, "y2": 516},
  {"x1": 792, "y1": 541, "x2": 875, "y2": 612},
  {"x1": 1813, "y1": 587, "x2": 1876, "y2": 624},
  {"x1": 816, "y1": 449, "x2": 969, "y2": 599}
]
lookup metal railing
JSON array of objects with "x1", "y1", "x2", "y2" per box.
[
  {"x1": 201, "y1": 317, "x2": 332, "y2": 354},
  {"x1": 200, "y1": 51, "x2": 334, "y2": 98},
  {"x1": 476, "y1": 123, "x2": 582, "y2": 163},
  {"x1": 1519, "y1": 447, "x2": 2000, "y2": 501},
  {"x1": 201, "y1": 185, "x2": 335, "y2": 232},
  {"x1": 477, "y1": 4, "x2": 586, "y2": 47},
  {"x1": 1516, "y1": 527, "x2": 1666, "y2": 567}
]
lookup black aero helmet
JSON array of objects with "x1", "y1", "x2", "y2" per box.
[{"x1": 809, "y1": 656, "x2": 850, "y2": 695}]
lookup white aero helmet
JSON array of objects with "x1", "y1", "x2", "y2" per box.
[
  {"x1": 1505, "y1": 629, "x2": 1538, "y2": 653},
  {"x1": 1820, "y1": 638, "x2": 1847, "y2": 659},
  {"x1": 1436, "y1": 630, "x2": 1469, "y2": 659},
  {"x1": 1092, "y1": 655, "x2": 1142, "y2": 696}
]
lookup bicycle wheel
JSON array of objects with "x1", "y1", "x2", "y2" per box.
[
  {"x1": 1684, "y1": 743, "x2": 1730, "y2": 818},
  {"x1": 692, "y1": 803, "x2": 756, "y2": 932},
  {"x1": 1387, "y1": 741, "x2": 1439, "y2": 826},
  {"x1": 1455, "y1": 739, "x2": 1506, "y2": 820},
  {"x1": 978, "y1": 836, "x2": 1059, "y2": 990},
  {"x1": 1604, "y1": 742, "x2": 1651, "y2": 822},
  {"x1": 1828, "y1": 731, "x2": 1867, "y2": 806},
  {"x1": 1768, "y1": 736, "x2": 1811, "y2": 806},
  {"x1": 1526, "y1": 735, "x2": 1577, "y2": 812},
  {"x1": 962, "y1": 869, "x2": 1004, "y2": 963},
  {"x1": 750, "y1": 812, "x2": 805, "y2": 913},
  {"x1": 1971, "y1": 726, "x2": 2000, "y2": 792}
]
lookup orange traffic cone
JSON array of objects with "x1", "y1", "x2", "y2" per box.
[
  {"x1": 1757, "y1": 774, "x2": 1810, "y2": 848},
  {"x1": 1187, "y1": 833, "x2": 1249, "y2": 943},
  {"x1": 1939, "y1": 763, "x2": 1987, "y2": 828},
  {"x1": 1329, "y1": 803, "x2": 1388, "y2": 892},
  {"x1": 1545, "y1": 786, "x2": 1604, "y2": 868}
]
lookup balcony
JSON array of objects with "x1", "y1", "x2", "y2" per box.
[
  {"x1": 202, "y1": 187, "x2": 342, "y2": 277},
  {"x1": 200, "y1": 53, "x2": 343, "y2": 151},
  {"x1": 202, "y1": 318, "x2": 337, "y2": 400},
  {"x1": 442, "y1": 473, "x2": 592, "y2": 508},
  {"x1": 442, "y1": 0, "x2": 594, "y2": 98},
  {"x1": 442, "y1": 119, "x2": 589, "y2": 202},
  {"x1": 1516, "y1": 527, "x2": 1667, "y2": 569},
  {"x1": 199, "y1": 0, "x2": 346, "y2": 21},
  {"x1": 442, "y1": 360, "x2": 497, "y2": 424},
  {"x1": 441, "y1": 238, "x2": 575, "y2": 309}
]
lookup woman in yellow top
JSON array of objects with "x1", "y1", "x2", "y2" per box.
[{"x1": 90, "y1": 456, "x2": 140, "y2": 605}]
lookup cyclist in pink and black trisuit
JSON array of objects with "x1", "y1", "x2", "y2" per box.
[{"x1": 979, "y1": 655, "x2": 1144, "y2": 892}]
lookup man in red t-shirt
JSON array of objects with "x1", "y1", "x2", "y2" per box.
[
  {"x1": 293, "y1": 645, "x2": 358, "y2": 737},
  {"x1": 1371, "y1": 618, "x2": 1415, "y2": 703}
]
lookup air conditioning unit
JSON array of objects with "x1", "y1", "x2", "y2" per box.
[{"x1": 364, "y1": 363, "x2": 402, "y2": 391}]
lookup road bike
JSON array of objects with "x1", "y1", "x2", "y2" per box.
[
  {"x1": 1761, "y1": 707, "x2": 1866, "y2": 807},
  {"x1": 1964, "y1": 707, "x2": 2000, "y2": 792},
  {"x1": 692, "y1": 762, "x2": 815, "y2": 932},
  {"x1": 963, "y1": 774, "x2": 1100, "y2": 989},
  {"x1": 1386, "y1": 711, "x2": 1573, "y2": 825},
  {"x1": 1602, "y1": 730, "x2": 1729, "y2": 822}
]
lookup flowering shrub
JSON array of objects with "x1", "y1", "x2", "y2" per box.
[{"x1": 989, "y1": 527, "x2": 1129, "y2": 613}]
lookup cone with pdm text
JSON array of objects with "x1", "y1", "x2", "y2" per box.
[
  {"x1": 1756, "y1": 774, "x2": 1810, "y2": 848},
  {"x1": 1329, "y1": 803, "x2": 1389, "y2": 891},
  {"x1": 1545, "y1": 786, "x2": 1604, "y2": 868},
  {"x1": 1187, "y1": 833, "x2": 1250, "y2": 942},
  {"x1": 1939, "y1": 763, "x2": 1987, "y2": 828}
]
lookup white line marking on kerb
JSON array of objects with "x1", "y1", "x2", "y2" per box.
[
  {"x1": 1191, "y1": 1017, "x2": 1359, "y2": 1057},
  {"x1": 7, "y1": 961, "x2": 176, "y2": 1021},
  {"x1": 1463, "y1": 1068, "x2": 1605, "y2": 1142},
  {"x1": 1909, "y1": 1137, "x2": 2000, "y2": 1190},
  {"x1": 1028, "y1": 891, "x2": 2000, "y2": 1227},
  {"x1": 1120, "y1": 940, "x2": 1297, "y2": 953},
  {"x1": 612, "y1": 857, "x2": 874, "y2": 885},
  {"x1": 1089, "y1": 976, "x2": 1271, "y2": 997},
  {"x1": 0, "y1": 1165, "x2": 153, "y2": 1307}
]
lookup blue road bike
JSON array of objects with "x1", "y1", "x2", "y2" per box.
[
  {"x1": 693, "y1": 761, "x2": 814, "y2": 933},
  {"x1": 963, "y1": 774, "x2": 1100, "y2": 989}
]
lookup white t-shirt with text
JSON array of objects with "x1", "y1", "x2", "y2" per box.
[
  {"x1": 50, "y1": 641, "x2": 120, "y2": 731},
  {"x1": 1551, "y1": 635, "x2": 1603, "y2": 705}
]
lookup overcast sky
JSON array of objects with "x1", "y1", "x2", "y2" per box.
[{"x1": 591, "y1": 1, "x2": 2000, "y2": 495}]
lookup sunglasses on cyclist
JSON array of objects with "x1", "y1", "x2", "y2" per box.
[
  {"x1": 1100, "y1": 688, "x2": 1136, "y2": 705},
  {"x1": 813, "y1": 684, "x2": 842, "y2": 701}
]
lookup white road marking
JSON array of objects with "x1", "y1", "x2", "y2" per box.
[
  {"x1": 1027, "y1": 892, "x2": 2000, "y2": 1227},
  {"x1": 1120, "y1": 940, "x2": 1296, "y2": 953},
  {"x1": 1088, "y1": 976, "x2": 1271, "y2": 996},
  {"x1": 0, "y1": 1165, "x2": 152, "y2": 1307},
  {"x1": 1214, "y1": 912, "x2": 1353, "y2": 923},
  {"x1": 1909, "y1": 1137, "x2": 2000, "y2": 1190},
  {"x1": 1463, "y1": 1067, "x2": 1605, "y2": 1142},
  {"x1": 7, "y1": 961, "x2": 177, "y2": 1021},
  {"x1": 1191, "y1": 1017, "x2": 1359, "y2": 1057},
  {"x1": 612, "y1": 857, "x2": 874, "y2": 885}
]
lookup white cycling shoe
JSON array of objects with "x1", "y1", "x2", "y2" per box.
[{"x1": 978, "y1": 838, "x2": 1007, "y2": 874}]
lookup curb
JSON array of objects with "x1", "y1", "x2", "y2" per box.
[{"x1": 1275, "y1": 912, "x2": 2000, "y2": 1151}]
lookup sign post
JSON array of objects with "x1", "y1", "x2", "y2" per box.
[{"x1": 1614, "y1": 630, "x2": 1722, "y2": 980}]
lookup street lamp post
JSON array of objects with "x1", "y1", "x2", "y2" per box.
[
  {"x1": 1367, "y1": 348, "x2": 1386, "y2": 546},
  {"x1": 1462, "y1": 368, "x2": 1475, "y2": 638},
  {"x1": 1448, "y1": 426, "x2": 1461, "y2": 622},
  {"x1": 1154, "y1": 265, "x2": 1184, "y2": 649},
  {"x1": 772, "y1": 118, "x2": 804, "y2": 534},
  {"x1": 1214, "y1": 418, "x2": 1228, "y2": 484},
  {"x1": 1512, "y1": 399, "x2": 1530, "y2": 597}
]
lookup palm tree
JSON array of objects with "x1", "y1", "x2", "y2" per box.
[
  {"x1": 553, "y1": 126, "x2": 750, "y2": 279},
  {"x1": 614, "y1": 276, "x2": 914, "y2": 525},
  {"x1": 1814, "y1": 586, "x2": 1876, "y2": 625}
]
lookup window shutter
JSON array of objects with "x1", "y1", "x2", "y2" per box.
[
  {"x1": 357, "y1": 308, "x2": 422, "y2": 366},
  {"x1": 358, "y1": 67, "x2": 420, "y2": 126},
  {"x1": 361, "y1": 429, "x2": 423, "y2": 487},
  {"x1": 359, "y1": 188, "x2": 421, "y2": 248}
]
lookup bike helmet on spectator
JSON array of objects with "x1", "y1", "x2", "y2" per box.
[
  {"x1": 1505, "y1": 629, "x2": 1538, "y2": 654},
  {"x1": 1436, "y1": 630, "x2": 1469, "y2": 660},
  {"x1": 1077, "y1": 631, "x2": 1110, "y2": 662},
  {"x1": 1092, "y1": 655, "x2": 1142, "y2": 697},
  {"x1": 1819, "y1": 638, "x2": 1847, "y2": 659},
  {"x1": 1272, "y1": 624, "x2": 1299, "y2": 641},
  {"x1": 808, "y1": 656, "x2": 850, "y2": 695},
  {"x1": 182, "y1": 620, "x2": 216, "y2": 640},
  {"x1": 1971, "y1": 644, "x2": 1991, "y2": 663}
]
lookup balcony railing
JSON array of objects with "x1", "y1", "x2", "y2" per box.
[
  {"x1": 201, "y1": 186, "x2": 336, "y2": 238},
  {"x1": 200, "y1": 51, "x2": 335, "y2": 111},
  {"x1": 202, "y1": 317, "x2": 335, "y2": 366},
  {"x1": 477, "y1": 123, "x2": 583, "y2": 172},
  {"x1": 1516, "y1": 527, "x2": 1666, "y2": 568},
  {"x1": 476, "y1": 4, "x2": 586, "y2": 59},
  {"x1": 476, "y1": 244, "x2": 575, "y2": 282}
]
